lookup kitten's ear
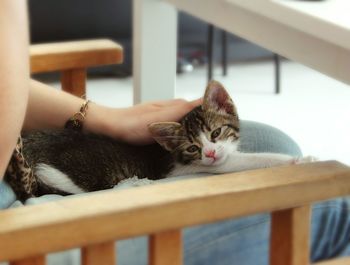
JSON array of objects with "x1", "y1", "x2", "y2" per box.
[
  {"x1": 203, "y1": 80, "x2": 237, "y2": 115},
  {"x1": 148, "y1": 122, "x2": 183, "y2": 151}
]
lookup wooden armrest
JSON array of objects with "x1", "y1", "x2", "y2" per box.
[
  {"x1": 30, "y1": 39, "x2": 123, "y2": 73},
  {"x1": 1, "y1": 161, "x2": 349, "y2": 261}
]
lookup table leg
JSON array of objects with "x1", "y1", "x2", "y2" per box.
[
  {"x1": 207, "y1": 24, "x2": 214, "y2": 82},
  {"x1": 133, "y1": 0, "x2": 178, "y2": 104},
  {"x1": 274, "y1": 54, "x2": 281, "y2": 94}
]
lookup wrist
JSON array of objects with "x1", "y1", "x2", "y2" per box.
[{"x1": 84, "y1": 103, "x2": 126, "y2": 140}]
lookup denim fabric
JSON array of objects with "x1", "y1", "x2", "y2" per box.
[
  {"x1": 1, "y1": 121, "x2": 349, "y2": 265},
  {"x1": 0, "y1": 181, "x2": 15, "y2": 209},
  {"x1": 238, "y1": 120, "x2": 302, "y2": 156},
  {"x1": 114, "y1": 122, "x2": 350, "y2": 265}
]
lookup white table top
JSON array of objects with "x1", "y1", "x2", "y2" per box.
[
  {"x1": 163, "y1": 0, "x2": 350, "y2": 85},
  {"x1": 229, "y1": 0, "x2": 350, "y2": 50}
]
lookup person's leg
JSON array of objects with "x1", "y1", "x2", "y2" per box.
[
  {"x1": 185, "y1": 121, "x2": 301, "y2": 264},
  {"x1": 183, "y1": 122, "x2": 350, "y2": 264},
  {"x1": 116, "y1": 120, "x2": 303, "y2": 265},
  {"x1": 183, "y1": 199, "x2": 350, "y2": 265},
  {"x1": 183, "y1": 214, "x2": 270, "y2": 265},
  {"x1": 238, "y1": 120, "x2": 302, "y2": 156},
  {"x1": 239, "y1": 122, "x2": 350, "y2": 261},
  {"x1": 311, "y1": 198, "x2": 350, "y2": 261},
  {"x1": 117, "y1": 121, "x2": 350, "y2": 265},
  {"x1": 0, "y1": 181, "x2": 16, "y2": 209}
]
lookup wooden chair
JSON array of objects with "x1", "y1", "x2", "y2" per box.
[{"x1": 1, "y1": 39, "x2": 350, "y2": 265}]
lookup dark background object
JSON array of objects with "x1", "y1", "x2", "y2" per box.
[{"x1": 29, "y1": 0, "x2": 274, "y2": 77}]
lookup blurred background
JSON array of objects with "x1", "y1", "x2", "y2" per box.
[
  {"x1": 29, "y1": 0, "x2": 350, "y2": 164},
  {"x1": 29, "y1": 0, "x2": 274, "y2": 76}
]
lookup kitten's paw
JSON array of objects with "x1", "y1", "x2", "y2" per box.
[
  {"x1": 116, "y1": 176, "x2": 155, "y2": 189},
  {"x1": 294, "y1": 156, "x2": 318, "y2": 164},
  {"x1": 134, "y1": 178, "x2": 155, "y2": 186}
]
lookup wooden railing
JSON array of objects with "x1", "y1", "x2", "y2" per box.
[{"x1": 1, "y1": 162, "x2": 350, "y2": 264}]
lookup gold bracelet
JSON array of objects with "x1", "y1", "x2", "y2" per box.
[{"x1": 65, "y1": 100, "x2": 91, "y2": 131}]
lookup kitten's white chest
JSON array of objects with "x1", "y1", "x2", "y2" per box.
[{"x1": 35, "y1": 163, "x2": 85, "y2": 194}]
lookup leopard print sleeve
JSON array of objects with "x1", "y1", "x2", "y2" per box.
[{"x1": 4, "y1": 136, "x2": 38, "y2": 202}]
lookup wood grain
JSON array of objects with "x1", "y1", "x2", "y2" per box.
[
  {"x1": 270, "y1": 205, "x2": 311, "y2": 265},
  {"x1": 0, "y1": 161, "x2": 349, "y2": 261},
  {"x1": 314, "y1": 257, "x2": 350, "y2": 264},
  {"x1": 30, "y1": 39, "x2": 123, "y2": 73},
  {"x1": 61, "y1": 68, "x2": 87, "y2": 97},
  {"x1": 82, "y1": 241, "x2": 116, "y2": 265},
  {"x1": 149, "y1": 230, "x2": 182, "y2": 265},
  {"x1": 10, "y1": 256, "x2": 45, "y2": 265}
]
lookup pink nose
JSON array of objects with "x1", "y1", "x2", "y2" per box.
[{"x1": 205, "y1": 150, "x2": 216, "y2": 158}]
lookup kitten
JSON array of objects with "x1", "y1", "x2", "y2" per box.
[{"x1": 5, "y1": 81, "x2": 311, "y2": 201}]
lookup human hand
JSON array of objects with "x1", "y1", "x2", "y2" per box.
[{"x1": 88, "y1": 98, "x2": 202, "y2": 144}]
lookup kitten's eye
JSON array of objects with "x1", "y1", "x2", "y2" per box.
[
  {"x1": 186, "y1": 145, "x2": 199, "y2": 153},
  {"x1": 211, "y1": 128, "x2": 222, "y2": 139}
]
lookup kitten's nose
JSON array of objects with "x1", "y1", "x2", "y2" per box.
[{"x1": 205, "y1": 150, "x2": 216, "y2": 158}]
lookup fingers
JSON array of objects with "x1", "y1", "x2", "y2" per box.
[
  {"x1": 154, "y1": 98, "x2": 202, "y2": 121},
  {"x1": 130, "y1": 99, "x2": 186, "y2": 114},
  {"x1": 137, "y1": 98, "x2": 185, "y2": 108},
  {"x1": 132, "y1": 98, "x2": 202, "y2": 118},
  {"x1": 144, "y1": 102, "x2": 195, "y2": 123},
  {"x1": 153, "y1": 98, "x2": 188, "y2": 107},
  {"x1": 145, "y1": 97, "x2": 202, "y2": 108},
  {"x1": 120, "y1": 98, "x2": 202, "y2": 145},
  {"x1": 189, "y1": 98, "x2": 203, "y2": 107}
]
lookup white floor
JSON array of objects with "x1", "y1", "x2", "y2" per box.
[{"x1": 77, "y1": 60, "x2": 350, "y2": 165}]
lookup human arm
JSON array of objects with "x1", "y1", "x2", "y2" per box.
[
  {"x1": 24, "y1": 80, "x2": 201, "y2": 144},
  {"x1": 0, "y1": 1, "x2": 30, "y2": 179}
]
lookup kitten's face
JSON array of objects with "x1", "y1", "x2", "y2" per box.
[{"x1": 149, "y1": 81, "x2": 239, "y2": 166}]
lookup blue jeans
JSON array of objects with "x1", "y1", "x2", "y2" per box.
[{"x1": 1, "y1": 121, "x2": 349, "y2": 265}]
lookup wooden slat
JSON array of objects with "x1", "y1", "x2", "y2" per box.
[
  {"x1": 314, "y1": 257, "x2": 350, "y2": 265},
  {"x1": 149, "y1": 230, "x2": 182, "y2": 265},
  {"x1": 30, "y1": 39, "x2": 123, "y2": 73},
  {"x1": 270, "y1": 205, "x2": 311, "y2": 265},
  {"x1": 61, "y1": 68, "x2": 87, "y2": 97},
  {"x1": 0, "y1": 161, "x2": 350, "y2": 261},
  {"x1": 10, "y1": 256, "x2": 45, "y2": 265},
  {"x1": 82, "y1": 241, "x2": 115, "y2": 265}
]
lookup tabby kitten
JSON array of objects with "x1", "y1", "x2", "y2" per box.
[{"x1": 6, "y1": 81, "x2": 302, "y2": 201}]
